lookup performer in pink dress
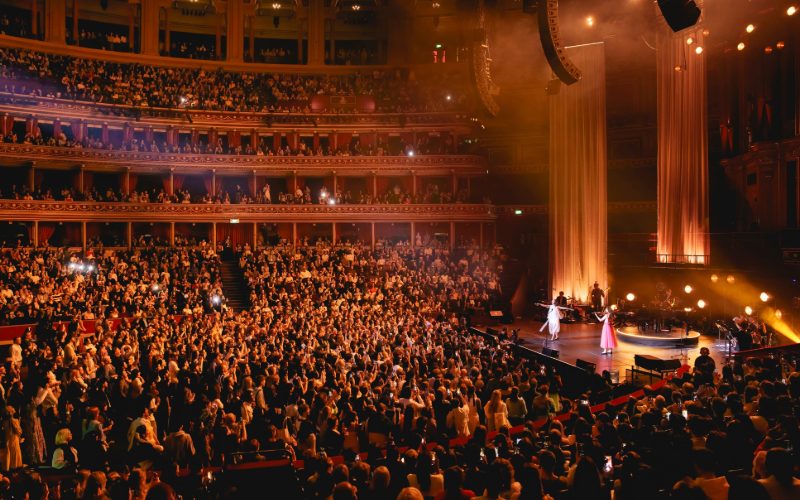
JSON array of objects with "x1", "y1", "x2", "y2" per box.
[{"x1": 595, "y1": 308, "x2": 618, "y2": 355}]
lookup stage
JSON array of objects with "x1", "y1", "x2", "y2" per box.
[{"x1": 476, "y1": 317, "x2": 729, "y2": 376}]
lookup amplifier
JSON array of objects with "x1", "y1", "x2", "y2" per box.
[{"x1": 542, "y1": 347, "x2": 560, "y2": 358}]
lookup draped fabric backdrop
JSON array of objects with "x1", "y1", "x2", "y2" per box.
[
  {"x1": 549, "y1": 43, "x2": 608, "y2": 303},
  {"x1": 656, "y1": 22, "x2": 709, "y2": 264}
]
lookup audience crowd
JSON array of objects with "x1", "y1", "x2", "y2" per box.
[{"x1": 0, "y1": 48, "x2": 465, "y2": 114}]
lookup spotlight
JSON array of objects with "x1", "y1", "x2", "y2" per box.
[
  {"x1": 695, "y1": 46, "x2": 703, "y2": 54},
  {"x1": 760, "y1": 292, "x2": 770, "y2": 302},
  {"x1": 684, "y1": 285, "x2": 693, "y2": 294},
  {"x1": 765, "y1": 46, "x2": 773, "y2": 54},
  {"x1": 684, "y1": 307, "x2": 693, "y2": 313},
  {"x1": 702, "y1": 29, "x2": 710, "y2": 36},
  {"x1": 776, "y1": 309, "x2": 783, "y2": 319},
  {"x1": 407, "y1": 150, "x2": 415, "y2": 157},
  {"x1": 746, "y1": 24, "x2": 755, "y2": 33},
  {"x1": 727, "y1": 275, "x2": 735, "y2": 284},
  {"x1": 776, "y1": 41, "x2": 785, "y2": 49},
  {"x1": 745, "y1": 306, "x2": 753, "y2": 315},
  {"x1": 586, "y1": 16, "x2": 595, "y2": 27},
  {"x1": 445, "y1": 94, "x2": 452, "y2": 101},
  {"x1": 686, "y1": 37, "x2": 694, "y2": 45},
  {"x1": 737, "y1": 42, "x2": 746, "y2": 51},
  {"x1": 626, "y1": 293, "x2": 635, "y2": 301},
  {"x1": 514, "y1": 209, "x2": 523, "y2": 215},
  {"x1": 610, "y1": 304, "x2": 618, "y2": 311},
  {"x1": 674, "y1": 65, "x2": 683, "y2": 72},
  {"x1": 789, "y1": 6, "x2": 797, "y2": 16},
  {"x1": 328, "y1": 198, "x2": 336, "y2": 205},
  {"x1": 710, "y1": 274, "x2": 719, "y2": 283},
  {"x1": 697, "y1": 299, "x2": 706, "y2": 309}
]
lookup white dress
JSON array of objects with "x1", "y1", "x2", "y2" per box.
[{"x1": 540, "y1": 305, "x2": 562, "y2": 337}]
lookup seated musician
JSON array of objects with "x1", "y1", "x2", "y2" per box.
[{"x1": 554, "y1": 291, "x2": 568, "y2": 307}]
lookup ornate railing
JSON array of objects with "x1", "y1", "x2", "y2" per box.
[
  {"x1": 0, "y1": 143, "x2": 488, "y2": 174},
  {"x1": 0, "y1": 200, "x2": 497, "y2": 222}
]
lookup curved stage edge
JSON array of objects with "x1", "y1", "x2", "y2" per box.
[{"x1": 617, "y1": 326, "x2": 701, "y2": 347}]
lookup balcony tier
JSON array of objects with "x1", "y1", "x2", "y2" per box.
[{"x1": 0, "y1": 143, "x2": 488, "y2": 175}]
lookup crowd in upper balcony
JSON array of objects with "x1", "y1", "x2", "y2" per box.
[{"x1": 0, "y1": 47, "x2": 467, "y2": 113}]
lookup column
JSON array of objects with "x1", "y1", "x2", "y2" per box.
[
  {"x1": 411, "y1": 171, "x2": 417, "y2": 197},
  {"x1": 251, "y1": 170, "x2": 257, "y2": 199},
  {"x1": 81, "y1": 221, "x2": 87, "y2": 251},
  {"x1": 410, "y1": 222, "x2": 415, "y2": 248},
  {"x1": 128, "y1": 4, "x2": 136, "y2": 51},
  {"x1": 211, "y1": 170, "x2": 216, "y2": 196},
  {"x1": 78, "y1": 164, "x2": 85, "y2": 193},
  {"x1": 372, "y1": 172, "x2": 378, "y2": 198},
  {"x1": 292, "y1": 171, "x2": 298, "y2": 193},
  {"x1": 31, "y1": 0, "x2": 38, "y2": 38},
  {"x1": 215, "y1": 15, "x2": 222, "y2": 60},
  {"x1": 71, "y1": 0, "x2": 78, "y2": 44},
  {"x1": 124, "y1": 168, "x2": 130, "y2": 196},
  {"x1": 252, "y1": 222, "x2": 258, "y2": 248},
  {"x1": 29, "y1": 163, "x2": 35, "y2": 191},
  {"x1": 248, "y1": 15, "x2": 255, "y2": 62},
  {"x1": 332, "y1": 172, "x2": 337, "y2": 194},
  {"x1": 226, "y1": 0, "x2": 245, "y2": 62},
  {"x1": 307, "y1": 0, "x2": 325, "y2": 65},
  {"x1": 45, "y1": 0, "x2": 68, "y2": 44},
  {"x1": 32, "y1": 221, "x2": 38, "y2": 248},
  {"x1": 332, "y1": 223, "x2": 337, "y2": 244},
  {"x1": 450, "y1": 221, "x2": 455, "y2": 250},
  {"x1": 169, "y1": 222, "x2": 175, "y2": 247},
  {"x1": 370, "y1": 222, "x2": 375, "y2": 250},
  {"x1": 292, "y1": 222, "x2": 297, "y2": 247},
  {"x1": 169, "y1": 169, "x2": 174, "y2": 196},
  {"x1": 126, "y1": 222, "x2": 132, "y2": 249},
  {"x1": 211, "y1": 222, "x2": 217, "y2": 250},
  {"x1": 163, "y1": 6, "x2": 170, "y2": 55},
  {"x1": 451, "y1": 171, "x2": 457, "y2": 196}
]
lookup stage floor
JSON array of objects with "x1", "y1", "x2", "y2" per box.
[{"x1": 477, "y1": 318, "x2": 731, "y2": 376}]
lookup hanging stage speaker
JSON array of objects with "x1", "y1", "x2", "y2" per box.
[
  {"x1": 657, "y1": 0, "x2": 701, "y2": 32},
  {"x1": 526, "y1": 0, "x2": 582, "y2": 85}
]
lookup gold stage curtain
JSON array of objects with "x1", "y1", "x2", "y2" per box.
[
  {"x1": 656, "y1": 23, "x2": 709, "y2": 265},
  {"x1": 549, "y1": 42, "x2": 608, "y2": 303}
]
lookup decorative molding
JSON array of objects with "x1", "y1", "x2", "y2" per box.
[
  {"x1": 494, "y1": 201, "x2": 656, "y2": 216},
  {"x1": 0, "y1": 201, "x2": 497, "y2": 223},
  {"x1": 0, "y1": 143, "x2": 488, "y2": 175}
]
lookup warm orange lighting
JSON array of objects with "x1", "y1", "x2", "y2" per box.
[
  {"x1": 760, "y1": 292, "x2": 770, "y2": 302},
  {"x1": 776, "y1": 41, "x2": 786, "y2": 49},
  {"x1": 626, "y1": 293, "x2": 635, "y2": 301},
  {"x1": 788, "y1": 6, "x2": 797, "y2": 16},
  {"x1": 686, "y1": 37, "x2": 694, "y2": 45},
  {"x1": 586, "y1": 16, "x2": 595, "y2": 27},
  {"x1": 702, "y1": 29, "x2": 710, "y2": 36},
  {"x1": 684, "y1": 285, "x2": 693, "y2": 294},
  {"x1": 610, "y1": 304, "x2": 618, "y2": 311},
  {"x1": 695, "y1": 46, "x2": 704, "y2": 55},
  {"x1": 674, "y1": 65, "x2": 683, "y2": 72},
  {"x1": 746, "y1": 24, "x2": 755, "y2": 33},
  {"x1": 697, "y1": 299, "x2": 706, "y2": 309},
  {"x1": 710, "y1": 274, "x2": 719, "y2": 283},
  {"x1": 737, "y1": 42, "x2": 746, "y2": 51},
  {"x1": 765, "y1": 46, "x2": 774, "y2": 54},
  {"x1": 745, "y1": 306, "x2": 753, "y2": 315},
  {"x1": 776, "y1": 309, "x2": 783, "y2": 319},
  {"x1": 727, "y1": 275, "x2": 735, "y2": 284}
]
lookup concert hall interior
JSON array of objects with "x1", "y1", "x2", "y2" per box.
[{"x1": 0, "y1": 0, "x2": 800, "y2": 498}]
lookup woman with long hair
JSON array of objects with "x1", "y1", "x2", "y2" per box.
[
  {"x1": 595, "y1": 308, "x2": 618, "y2": 355},
  {"x1": 483, "y1": 389, "x2": 509, "y2": 433}
]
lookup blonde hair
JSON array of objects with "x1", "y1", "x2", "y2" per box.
[{"x1": 55, "y1": 428, "x2": 73, "y2": 445}]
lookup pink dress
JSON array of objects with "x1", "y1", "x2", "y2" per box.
[{"x1": 599, "y1": 313, "x2": 618, "y2": 350}]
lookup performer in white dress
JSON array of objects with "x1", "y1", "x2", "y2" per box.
[{"x1": 537, "y1": 299, "x2": 572, "y2": 341}]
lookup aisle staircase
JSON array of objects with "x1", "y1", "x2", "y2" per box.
[{"x1": 219, "y1": 258, "x2": 250, "y2": 311}]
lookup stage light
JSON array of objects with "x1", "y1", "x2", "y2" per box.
[
  {"x1": 760, "y1": 292, "x2": 770, "y2": 302},
  {"x1": 610, "y1": 304, "x2": 618, "y2": 311},
  {"x1": 229, "y1": 218, "x2": 239, "y2": 224},
  {"x1": 586, "y1": 16, "x2": 595, "y2": 27},
  {"x1": 727, "y1": 275, "x2": 735, "y2": 284},
  {"x1": 746, "y1": 24, "x2": 755, "y2": 33},
  {"x1": 152, "y1": 284, "x2": 159, "y2": 292},
  {"x1": 776, "y1": 309, "x2": 783, "y2": 319},
  {"x1": 788, "y1": 6, "x2": 797, "y2": 16},
  {"x1": 737, "y1": 42, "x2": 746, "y2": 51},
  {"x1": 407, "y1": 150, "x2": 415, "y2": 157},
  {"x1": 764, "y1": 46, "x2": 773, "y2": 54},
  {"x1": 686, "y1": 37, "x2": 694, "y2": 45},
  {"x1": 684, "y1": 285, "x2": 693, "y2": 294},
  {"x1": 695, "y1": 46, "x2": 703, "y2": 55},
  {"x1": 211, "y1": 295, "x2": 221, "y2": 305},
  {"x1": 674, "y1": 65, "x2": 683, "y2": 72},
  {"x1": 328, "y1": 198, "x2": 336, "y2": 205},
  {"x1": 86, "y1": 265, "x2": 94, "y2": 272},
  {"x1": 702, "y1": 29, "x2": 710, "y2": 36},
  {"x1": 684, "y1": 307, "x2": 693, "y2": 312},
  {"x1": 626, "y1": 293, "x2": 635, "y2": 301},
  {"x1": 514, "y1": 209, "x2": 523, "y2": 215},
  {"x1": 697, "y1": 299, "x2": 706, "y2": 309},
  {"x1": 710, "y1": 274, "x2": 719, "y2": 283},
  {"x1": 776, "y1": 41, "x2": 785, "y2": 49},
  {"x1": 445, "y1": 94, "x2": 452, "y2": 101},
  {"x1": 745, "y1": 306, "x2": 753, "y2": 315},
  {"x1": 320, "y1": 191, "x2": 327, "y2": 199}
]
